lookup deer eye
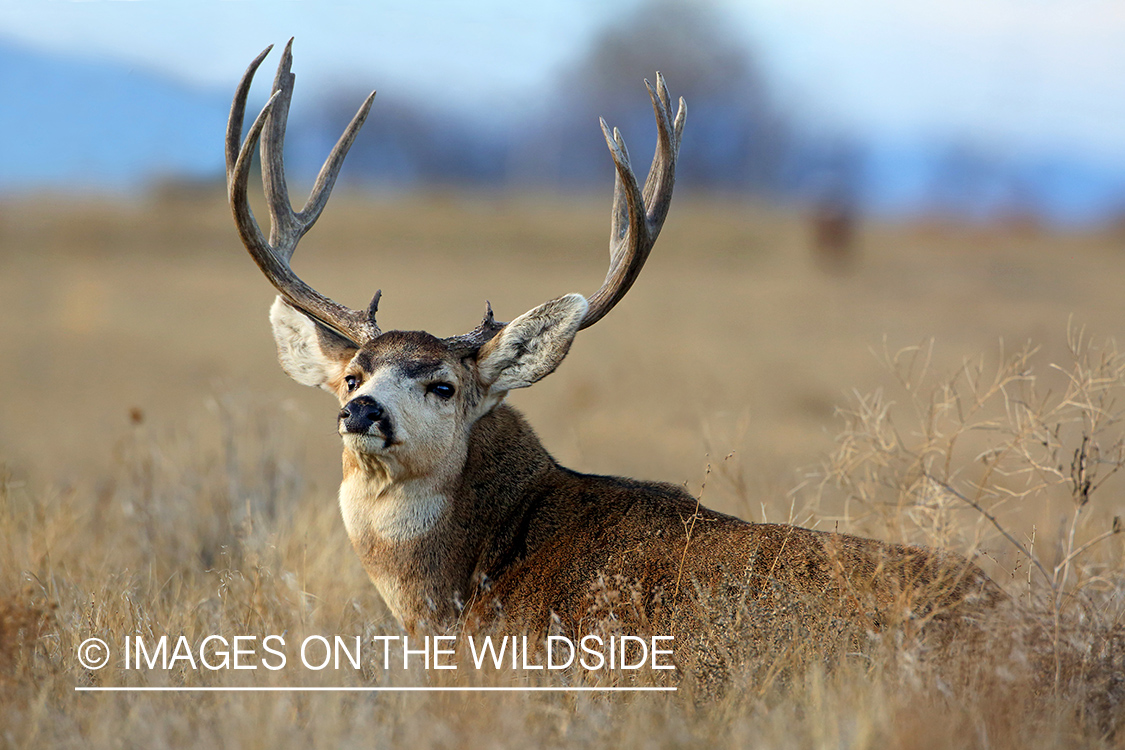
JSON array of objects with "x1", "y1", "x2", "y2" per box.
[
  {"x1": 344, "y1": 375, "x2": 360, "y2": 392},
  {"x1": 427, "y1": 382, "x2": 455, "y2": 400}
]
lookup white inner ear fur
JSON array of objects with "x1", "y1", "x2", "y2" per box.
[
  {"x1": 269, "y1": 296, "x2": 356, "y2": 390},
  {"x1": 477, "y1": 293, "x2": 588, "y2": 392}
]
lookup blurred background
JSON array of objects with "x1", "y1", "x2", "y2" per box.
[
  {"x1": 3, "y1": 0, "x2": 1125, "y2": 515},
  {"x1": 3, "y1": 0, "x2": 1124, "y2": 222}
]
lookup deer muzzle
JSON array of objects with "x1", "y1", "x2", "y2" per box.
[{"x1": 339, "y1": 396, "x2": 387, "y2": 435}]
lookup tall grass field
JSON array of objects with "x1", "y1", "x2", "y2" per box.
[{"x1": 3, "y1": 189, "x2": 1125, "y2": 747}]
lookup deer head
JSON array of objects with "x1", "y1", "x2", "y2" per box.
[{"x1": 227, "y1": 40, "x2": 684, "y2": 493}]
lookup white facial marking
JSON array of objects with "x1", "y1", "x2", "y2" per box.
[{"x1": 340, "y1": 363, "x2": 469, "y2": 484}]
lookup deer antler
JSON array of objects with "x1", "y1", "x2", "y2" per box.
[
  {"x1": 584, "y1": 73, "x2": 685, "y2": 330},
  {"x1": 226, "y1": 40, "x2": 380, "y2": 345},
  {"x1": 443, "y1": 74, "x2": 685, "y2": 353},
  {"x1": 230, "y1": 43, "x2": 683, "y2": 353}
]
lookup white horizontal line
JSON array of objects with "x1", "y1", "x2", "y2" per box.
[{"x1": 75, "y1": 686, "x2": 676, "y2": 693}]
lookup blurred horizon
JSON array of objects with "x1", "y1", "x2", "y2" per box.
[{"x1": 2, "y1": 0, "x2": 1124, "y2": 227}]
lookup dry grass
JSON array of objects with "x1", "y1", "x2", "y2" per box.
[{"x1": 3, "y1": 189, "x2": 1125, "y2": 747}]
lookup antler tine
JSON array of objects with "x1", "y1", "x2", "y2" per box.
[
  {"x1": 640, "y1": 73, "x2": 686, "y2": 226},
  {"x1": 301, "y1": 90, "x2": 376, "y2": 228},
  {"x1": 225, "y1": 45, "x2": 272, "y2": 180},
  {"x1": 260, "y1": 40, "x2": 377, "y2": 256},
  {"x1": 442, "y1": 301, "x2": 506, "y2": 356},
  {"x1": 226, "y1": 41, "x2": 380, "y2": 345},
  {"x1": 261, "y1": 40, "x2": 300, "y2": 254},
  {"x1": 579, "y1": 74, "x2": 685, "y2": 331}
]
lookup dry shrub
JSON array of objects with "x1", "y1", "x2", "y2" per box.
[
  {"x1": 821, "y1": 326, "x2": 1125, "y2": 581},
  {"x1": 806, "y1": 326, "x2": 1125, "y2": 737}
]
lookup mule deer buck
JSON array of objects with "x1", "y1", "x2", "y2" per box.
[{"x1": 227, "y1": 42, "x2": 1004, "y2": 687}]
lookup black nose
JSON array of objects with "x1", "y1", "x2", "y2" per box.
[{"x1": 339, "y1": 396, "x2": 385, "y2": 434}]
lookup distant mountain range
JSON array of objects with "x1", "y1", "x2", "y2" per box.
[
  {"x1": 0, "y1": 39, "x2": 230, "y2": 191},
  {"x1": 2, "y1": 37, "x2": 1123, "y2": 226}
]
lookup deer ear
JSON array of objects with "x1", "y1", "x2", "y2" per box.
[
  {"x1": 477, "y1": 294, "x2": 587, "y2": 392},
  {"x1": 269, "y1": 297, "x2": 358, "y2": 391}
]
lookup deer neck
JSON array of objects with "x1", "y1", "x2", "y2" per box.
[{"x1": 338, "y1": 404, "x2": 558, "y2": 632}]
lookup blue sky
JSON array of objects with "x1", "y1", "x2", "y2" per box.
[
  {"x1": 0, "y1": 0, "x2": 641, "y2": 122},
  {"x1": 727, "y1": 0, "x2": 1125, "y2": 165},
  {"x1": 1, "y1": 0, "x2": 1123, "y2": 164},
  {"x1": 1, "y1": 0, "x2": 1124, "y2": 222}
]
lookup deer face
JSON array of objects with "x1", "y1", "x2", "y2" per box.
[
  {"x1": 335, "y1": 329, "x2": 477, "y2": 483},
  {"x1": 268, "y1": 294, "x2": 588, "y2": 484}
]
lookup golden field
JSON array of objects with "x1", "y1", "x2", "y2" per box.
[{"x1": 3, "y1": 188, "x2": 1125, "y2": 747}]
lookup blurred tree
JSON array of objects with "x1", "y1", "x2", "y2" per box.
[
  {"x1": 282, "y1": 0, "x2": 787, "y2": 194},
  {"x1": 517, "y1": 0, "x2": 788, "y2": 191},
  {"x1": 293, "y1": 94, "x2": 509, "y2": 188}
]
